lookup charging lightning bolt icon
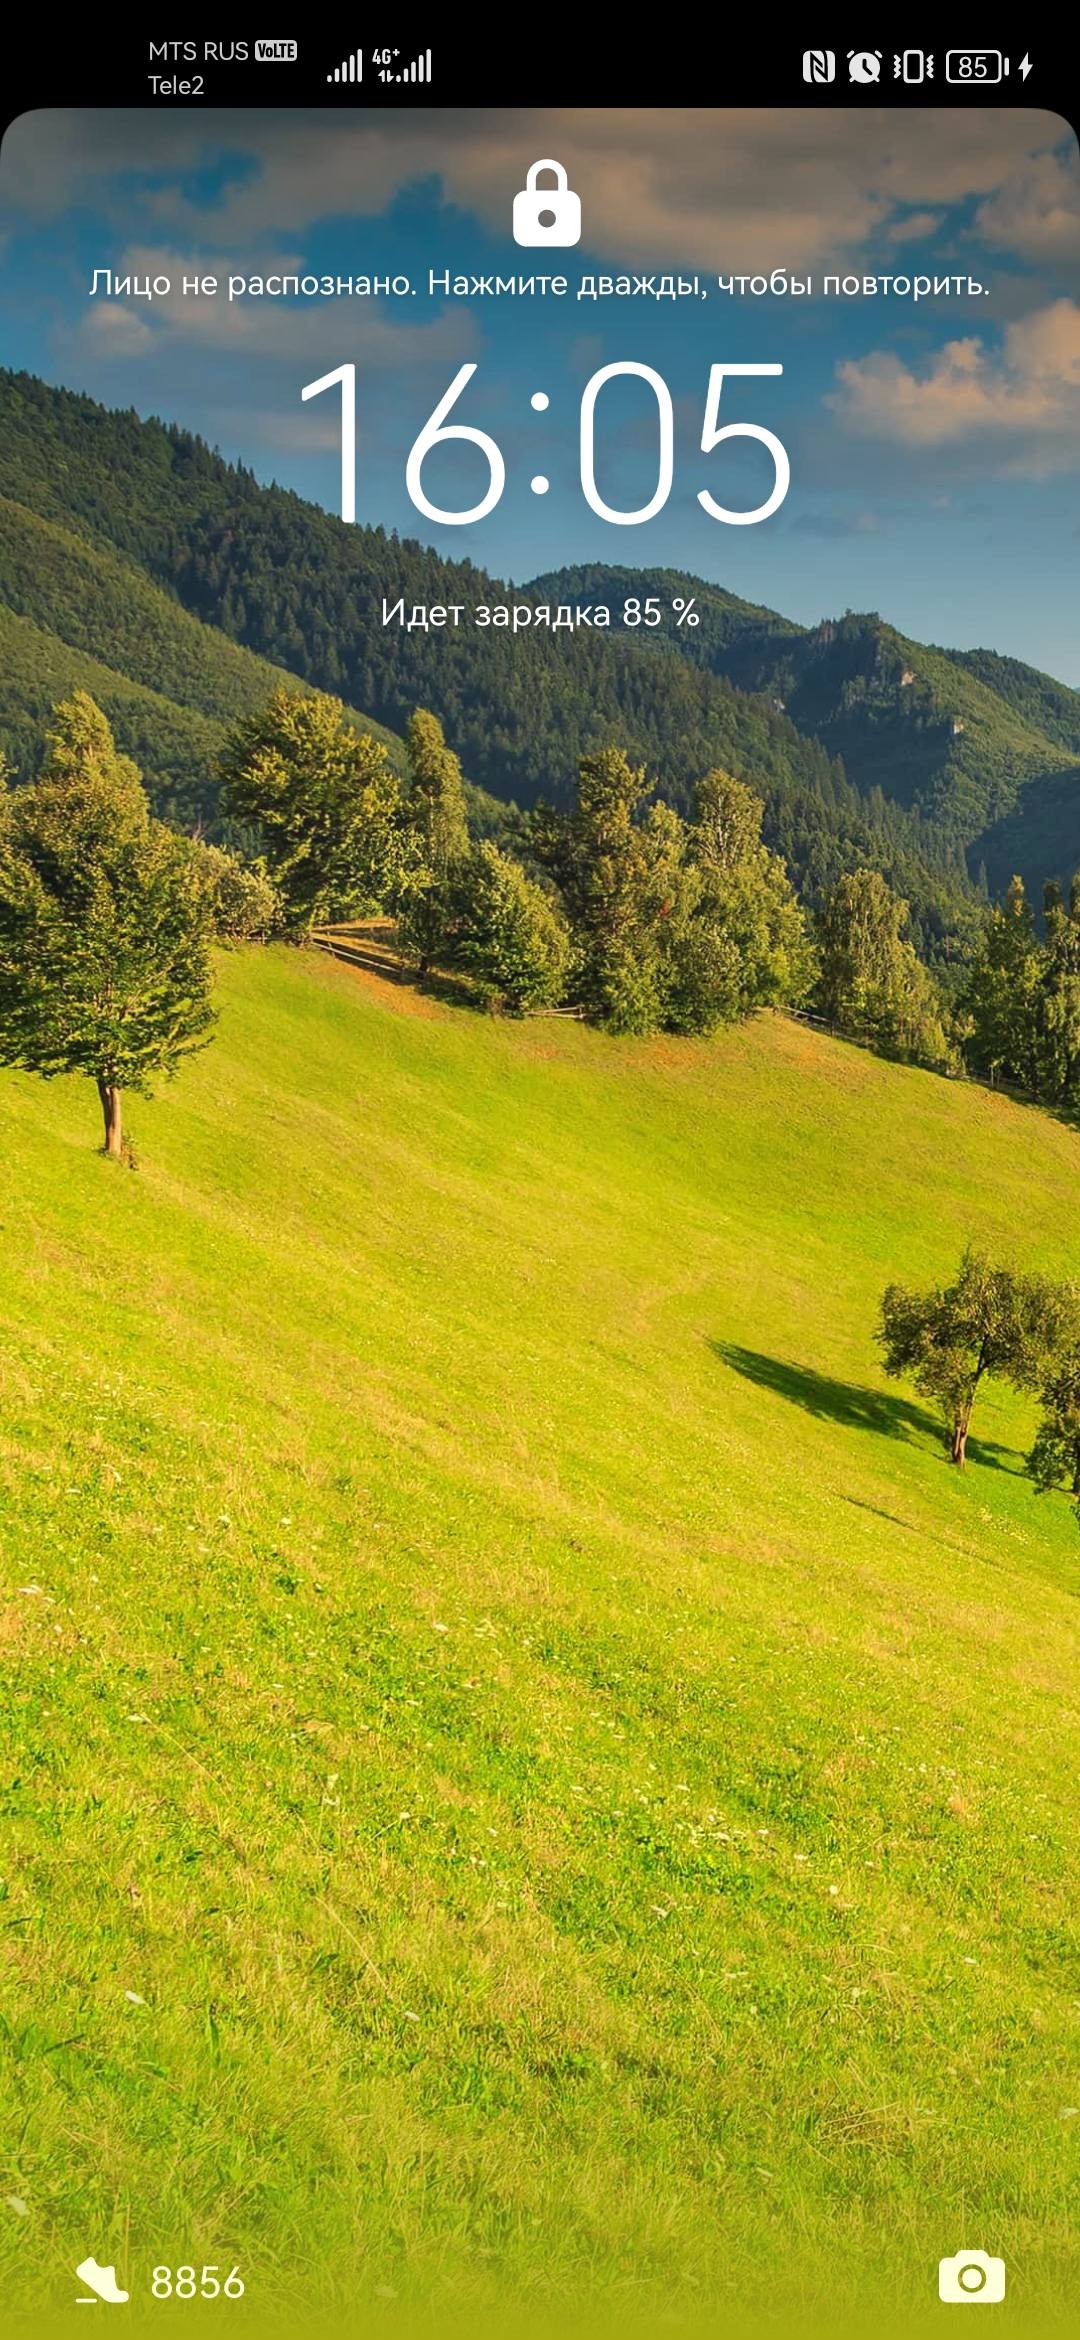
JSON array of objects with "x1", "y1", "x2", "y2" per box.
[{"x1": 1019, "y1": 53, "x2": 1032, "y2": 78}]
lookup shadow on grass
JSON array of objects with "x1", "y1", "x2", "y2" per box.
[{"x1": 710, "y1": 1342, "x2": 1018, "y2": 1475}]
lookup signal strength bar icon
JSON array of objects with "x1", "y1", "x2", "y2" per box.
[
  {"x1": 327, "y1": 48, "x2": 363, "y2": 83},
  {"x1": 381, "y1": 48, "x2": 432, "y2": 82}
]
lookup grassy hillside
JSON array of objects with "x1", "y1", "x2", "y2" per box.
[{"x1": 1, "y1": 952, "x2": 1077, "y2": 2332}]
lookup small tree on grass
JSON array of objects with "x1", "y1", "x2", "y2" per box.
[
  {"x1": 0, "y1": 693, "x2": 214, "y2": 1159},
  {"x1": 219, "y1": 689, "x2": 407, "y2": 933},
  {"x1": 878, "y1": 1249, "x2": 1077, "y2": 1468},
  {"x1": 451, "y1": 842, "x2": 570, "y2": 1013},
  {"x1": 1027, "y1": 1353, "x2": 1080, "y2": 1521}
]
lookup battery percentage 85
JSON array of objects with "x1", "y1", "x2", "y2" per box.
[{"x1": 946, "y1": 49, "x2": 1005, "y2": 82}]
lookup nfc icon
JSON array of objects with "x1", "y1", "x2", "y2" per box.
[{"x1": 802, "y1": 50, "x2": 836, "y2": 82}]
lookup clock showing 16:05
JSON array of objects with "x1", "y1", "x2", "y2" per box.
[{"x1": 301, "y1": 360, "x2": 791, "y2": 527}]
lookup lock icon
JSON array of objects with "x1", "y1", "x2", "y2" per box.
[{"x1": 513, "y1": 159, "x2": 581, "y2": 248}]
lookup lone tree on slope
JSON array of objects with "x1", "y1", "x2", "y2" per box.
[
  {"x1": 877, "y1": 1249, "x2": 1077, "y2": 1468},
  {"x1": 0, "y1": 693, "x2": 215, "y2": 1159}
]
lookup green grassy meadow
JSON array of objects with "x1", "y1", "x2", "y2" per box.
[{"x1": 1, "y1": 947, "x2": 1078, "y2": 2334}]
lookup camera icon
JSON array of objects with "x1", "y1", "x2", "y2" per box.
[{"x1": 938, "y1": 2251, "x2": 1006, "y2": 2304}]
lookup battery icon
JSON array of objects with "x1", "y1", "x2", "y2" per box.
[{"x1": 946, "y1": 49, "x2": 1006, "y2": 82}]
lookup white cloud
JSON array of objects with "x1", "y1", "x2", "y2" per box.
[
  {"x1": 886, "y1": 210, "x2": 944, "y2": 246},
  {"x1": 974, "y1": 147, "x2": 1080, "y2": 264},
  {"x1": 828, "y1": 298, "x2": 1080, "y2": 472},
  {"x1": 81, "y1": 301, "x2": 155, "y2": 356}
]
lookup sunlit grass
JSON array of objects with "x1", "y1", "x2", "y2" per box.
[{"x1": 1, "y1": 947, "x2": 1077, "y2": 2333}]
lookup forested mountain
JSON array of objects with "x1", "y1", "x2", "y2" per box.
[
  {"x1": 534, "y1": 564, "x2": 1080, "y2": 857},
  {"x1": 970, "y1": 768, "x2": 1080, "y2": 899},
  {"x1": 946, "y1": 646, "x2": 1080, "y2": 757},
  {"x1": 0, "y1": 599, "x2": 225, "y2": 830},
  {"x1": 1, "y1": 369, "x2": 1076, "y2": 956},
  {"x1": 0, "y1": 494, "x2": 402, "y2": 827}
]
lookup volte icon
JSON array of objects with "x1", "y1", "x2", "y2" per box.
[{"x1": 76, "y1": 2257, "x2": 129, "y2": 2305}]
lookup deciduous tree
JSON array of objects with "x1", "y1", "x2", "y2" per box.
[
  {"x1": 667, "y1": 770, "x2": 814, "y2": 1035},
  {"x1": 219, "y1": 689, "x2": 407, "y2": 932},
  {"x1": 816, "y1": 868, "x2": 952, "y2": 1069},
  {"x1": 1037, "y1": 877, "x2": 1080, "y2": 1106},
  {"x1": 1027, "y1": 1351, "x2": 1080, "y2": 1522},
  {"x1": 962, "y1": 875, "x2": 1043, "y2": 1094},
  {"x1": 531, "y1": 748, "x2": 690, "y2": 1034},
  {"x1": 191, "y1": 842, "x2": 283, "y2": 943},
  {"x1": 0, "y1": 693, "x2": 214, "y2": 1158},
  {"x1": 964, "y1": 874, "x2": 1080, "y2": 1107},
  {"x1": 534, "y1": 754, "x2": 815, "y2": 1039},
  {"x1": 878, "y1": 1249, "x2": 1077, "y2": 1467},
  {"x1": 396, "y1": 709, "x2": 472, "y2": 974},
  {"x1": 451, "y1": 842, "x2": 570, "y2": 1013}
]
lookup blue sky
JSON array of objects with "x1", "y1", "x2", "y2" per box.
[{"x1": 1, "y1": 105, "x2": 1079, "y2": 677}]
